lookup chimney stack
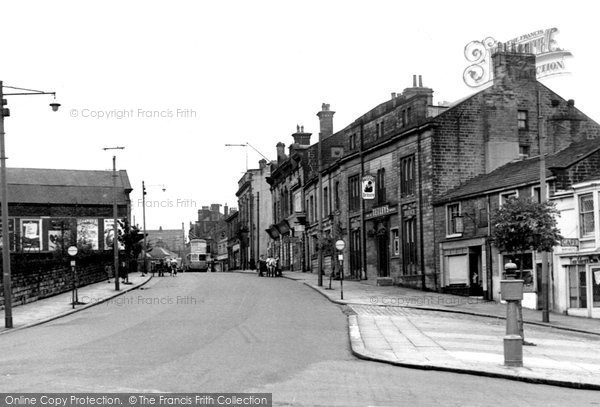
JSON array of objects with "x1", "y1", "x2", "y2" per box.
[
  {"x1": 292, "y1": 125, "x2": 312, "y2": 145},
  {"x1": 492, "y1": 45, "x2": 536, "y2": 85},
  {"x1": 258, "y1": 158, "x2": 267, "y2": 169},
  {"x1": 224, "y1": 204, "x2": 229, "y2": 216},
  {"x1": 276, "y1": 142, "x2": 287, "y2": 162},
  {"x1": 317, "y1": 103, "x2": 335, "y2": 140},
  {"x1": 403, "y1": 74, "x2": 433, "y2": 104}
]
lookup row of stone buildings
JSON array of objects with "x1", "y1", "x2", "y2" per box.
[{"x1": 230, "y1": 48, "x2": 600, "y2": 318}]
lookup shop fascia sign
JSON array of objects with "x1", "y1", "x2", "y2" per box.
[
  {"x1": 463, "y1": 27, "x2": 572, "y2": 88},
  {"x1": 366, "y1": 204, "x2": 397, "y2": 220}
]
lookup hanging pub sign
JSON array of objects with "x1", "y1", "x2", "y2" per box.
[{"x1": 362, "y1": 175, "x2": 375, "y2": 200}]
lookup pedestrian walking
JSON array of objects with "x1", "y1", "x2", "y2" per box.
[{"x1": 258, "y1": 255, "x2": 267, "y2": 277}]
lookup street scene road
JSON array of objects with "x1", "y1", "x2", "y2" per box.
[{"x1": 1, "y1": 273, "x2": 598, "y2": 406}]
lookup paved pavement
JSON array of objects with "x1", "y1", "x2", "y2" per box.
[
  {"x1": 244, "y1": 269, "x2": 600, "y2": 390},
  {"x1": 0, "y1": 272, "x2": 152, "y2": 334}
]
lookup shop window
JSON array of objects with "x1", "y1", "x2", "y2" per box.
[
  {"x1": 503, "y1": 254, "x2": 534, "y2": 290},
  {"x1": 568, "y1": 265, "x2": 587, "y2": 308}
]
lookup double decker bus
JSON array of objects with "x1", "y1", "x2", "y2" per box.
[{"x1": 187, "y1": 238, "x2": 211, "y2": 272}]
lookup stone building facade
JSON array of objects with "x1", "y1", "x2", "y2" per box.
[
  {"x1": 236, "y1": 160, "x2": 273, "y2": 269},
  {"x1": 258, "y1": 47, "x2": 600, "y2": 294},
  {"x1": 434, "y1": 140, "x2": 600, "y2": 311}
]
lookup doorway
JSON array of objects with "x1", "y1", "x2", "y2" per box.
[
  {"x1": 377, "y1": 228, "x2": 389, "y2": 277},
  {"x1": 469, "y1": 246, "x2": 482, "y2": 296}
]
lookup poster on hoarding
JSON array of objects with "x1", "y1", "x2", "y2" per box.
[
  {"x1": 77, "y1": 218, "x2": 99, "y2": 250},
  {"x1": 103, "y1": 219, "x2": 124, "y2": 250},
  {"x1": 21, "y1": 219, "x2": 42, "y2": 252},
  {"x1": 48, "y1": 219, "x2": 72, "y2": 252},
  {"x1": 0, "y1": 218, "x2": 16, "y2": 251}
]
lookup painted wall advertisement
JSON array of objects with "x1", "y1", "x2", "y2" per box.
[
  {"x1": 104, "y1": 219, "x2": 124, "y2": 250},
  {"x1": 77, "y1": 218, "x2": 99, "y2": 250},
  {"x1": 21, "y1": 219, "x2": 42, "y2": 252}
]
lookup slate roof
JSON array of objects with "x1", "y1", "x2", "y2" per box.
[
  {"x1": 437, "y1": 139, "x2": 600, "y2": 204},
  {"x1": 5, "y1": 168, "x2": 132, "y2": 205}
]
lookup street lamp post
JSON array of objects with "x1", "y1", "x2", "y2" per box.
[
  {"x1": 141, "y1": 182, "x2": 166, "y2": 276},
  {"x1": 1, "y1": 81, "x2": 59, "y2": 328},
  {"x1": 103, "y1": 146, "x2": 125, "y2": 291},
  {"x1": 225, "y1": 142, "x2": 270, "y2": 172}
]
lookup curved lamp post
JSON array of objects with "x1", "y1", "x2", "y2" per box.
[
  {"x1": 141, "y1": 182, "x2": 166, "y2": 276},
  {"x1": 1, "y1": 81, "x2": 60, "y2": 328}
]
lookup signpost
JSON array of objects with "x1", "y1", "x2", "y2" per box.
[
  {"x1": 335, "y1": 239, "x2": 346, "y2": 300},
  {"x1": 68, "y1": 246, "x2": 83, "y2": 308}
]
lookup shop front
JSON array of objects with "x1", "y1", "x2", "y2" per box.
[{"x1": 557, "y1": 252, "x2": 600, "y2": 318}]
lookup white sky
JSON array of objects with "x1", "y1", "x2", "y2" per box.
[{"x1": 1, "y1": 0, "x2": 598, "y2": 232}]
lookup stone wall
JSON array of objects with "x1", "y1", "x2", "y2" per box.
[{"x1": 0, "y1": 253, "x2": 114, "y2": 309}]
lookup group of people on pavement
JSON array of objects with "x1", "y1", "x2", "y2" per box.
[
  {"x1": 256, "y1": 255, "x2": 281, "y2": 277},
  {"x1": 151, "y1": 258, "x2": 179, "y2": 277}
]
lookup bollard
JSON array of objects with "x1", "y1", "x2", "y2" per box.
[{"x1": 500, "y1": 277, "x2": 524, "y2": 367}]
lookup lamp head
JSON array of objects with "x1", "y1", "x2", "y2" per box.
[{"x1": 49, "y1": 101, "x2": 61, "y2": 112}]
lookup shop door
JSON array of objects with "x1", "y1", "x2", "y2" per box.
[
  {"x1": 590, "y1": 267, "x2": 600, "y2": 312},
  {"x1": 469, "y1": 247, "x2": 482, "y2": 296}
]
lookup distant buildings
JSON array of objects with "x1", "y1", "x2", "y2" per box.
[{"x1": 145, "y1": 225, "x2": 186, "y2": 258}]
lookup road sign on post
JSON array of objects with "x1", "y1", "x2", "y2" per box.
[
  {"x1": 68, "y1": 246, "x2": 82, "y2": 308},
  {"x1": 335, "y1": 240, "x2": 346, "y2": 300}
]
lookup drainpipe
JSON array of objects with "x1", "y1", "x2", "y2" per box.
[
  {"x1": 360, "y1": 122, "x2": 367, "y2": 280},
  {"x1": 418, "y1": 131, "x2": 427, "y2": 290}
]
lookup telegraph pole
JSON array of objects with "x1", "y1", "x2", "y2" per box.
[
  {"x1": 317, "y1": 131, "x2": 324, "y2": 286},
  {"x1": 103, "y1": 146, "x2": 125, "y2": 291},
  {"x1": 538, "y1": 91, "x2": 550, "y2": 322}
]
